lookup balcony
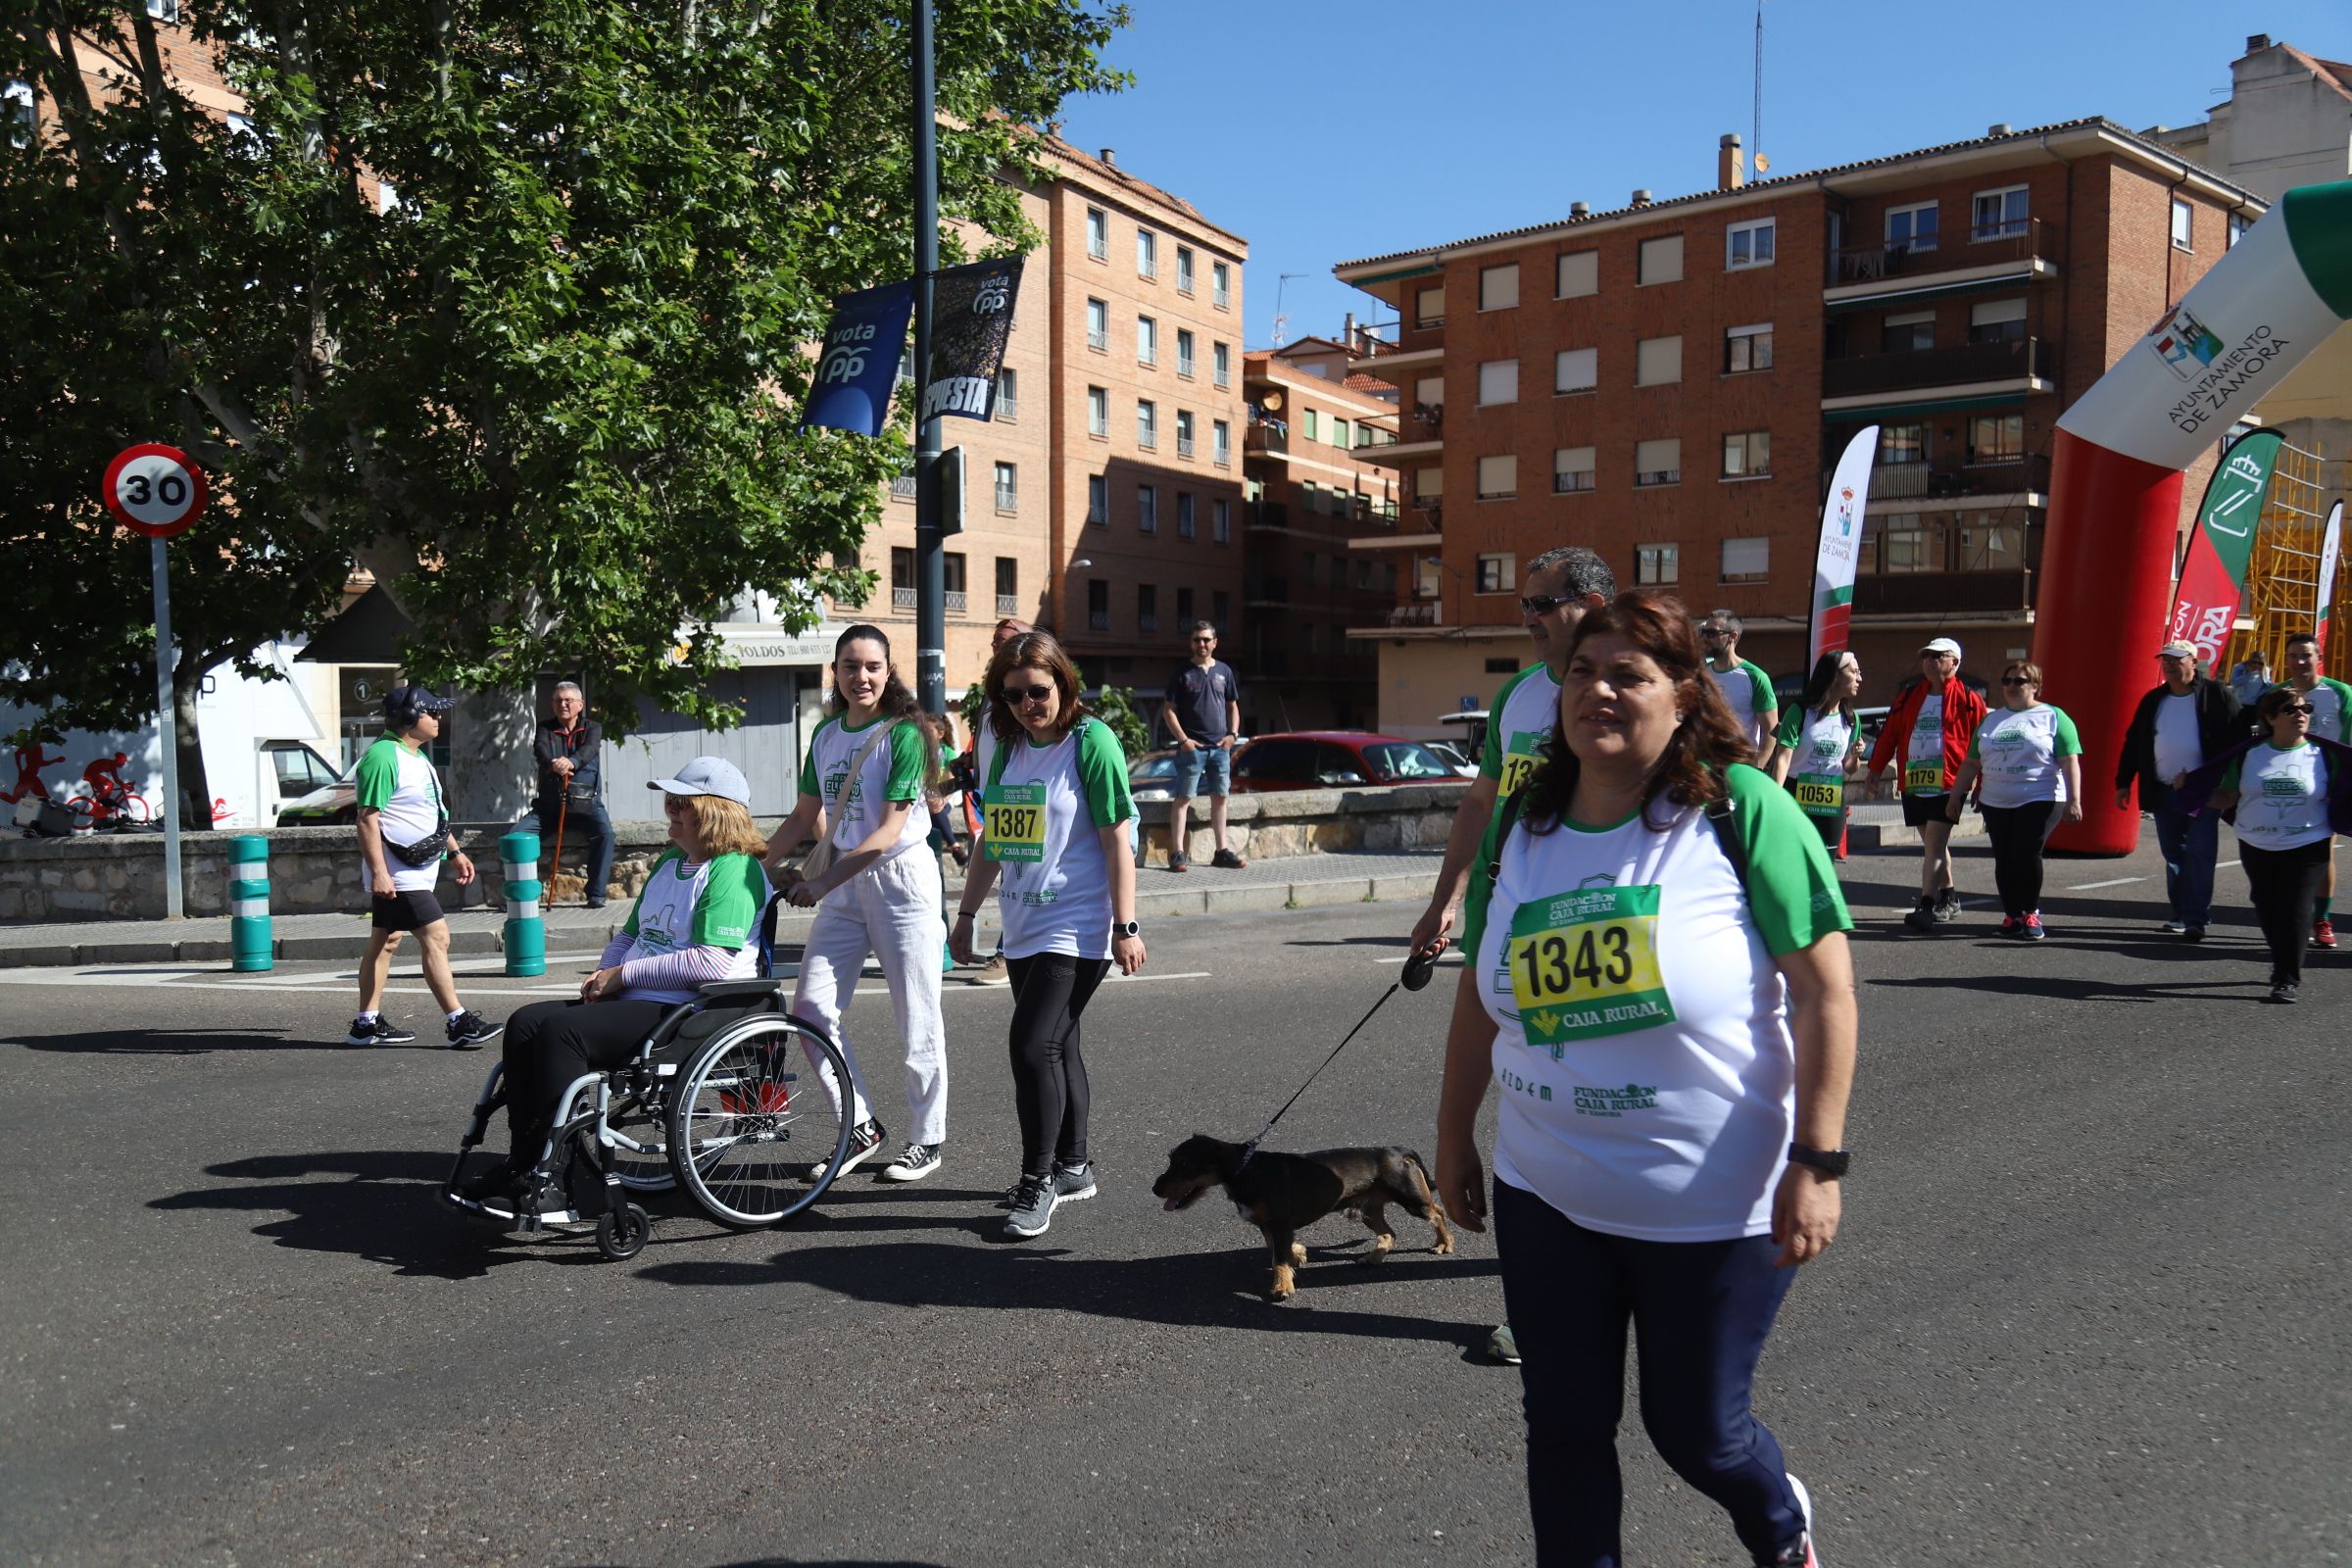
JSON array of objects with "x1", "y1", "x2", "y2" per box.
[
  {"x1": 1247, "y1": 502, "x2": 1289, "y2": 530},
  {"x1": 1849, "y1": 454, "x2": 2051, "y2": 512},
  {"x1": 1246, "y1": 575, "x2": 1290, "y2": 608},
  {"x1": 1852, "y1": 568, "x2": 2034, "y2": 616},
  {"x1": 996, "y1": 592, "x2": 1019, "y2": 616},
  {"x1": 888, "y1": 474, "x2": 917, "y2": 502},
  {"x1": 1177, "y1": 434, "x2": 1195, "y2": 459},
  {"x1": 1825, "y1": 219, "x2": 2059, "y2": 306},
  {"x1": 1386, "y1": 602, "x2": 1443, "y2": 627},
  {"x1": 1245, "y1": 419, "x2": 1289, "y2": 456},
  {"x1": 892, "y1": 585, "x2": 917, "y2": 611},
  {"x1": 946, "y1": 589, "x2": 967, "y2": 613},
  {"x1": 994, "y1": 484, "x2": 1018, "y2": 512},
  {"x1": 1821, "y1": 337, "x2": 2056, "y2": 406}
]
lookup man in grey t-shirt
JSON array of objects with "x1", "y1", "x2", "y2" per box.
[{"x1": 1163, "y1": 621, "x2": 1244, "y2": 872}]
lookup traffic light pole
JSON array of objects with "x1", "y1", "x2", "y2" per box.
[{"x1": 910, "y1": 0, "x2": 947, "y2": 714}]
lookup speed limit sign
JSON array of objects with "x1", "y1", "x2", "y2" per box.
[{"x1": 102, "y1": 443, "x2": 210, "y2": 539}]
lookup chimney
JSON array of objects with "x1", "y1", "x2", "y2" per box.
[
  {"x1": 1344, "y1": 311, "x2": 1357, "y2": 350},
  {"x1": 1570, "y1": 201, "x2": 1591, "y2": 218},
  {"x1": 1718, "y1": 132, "x2": 1745, "y2": 190},
  {"x1": 1632, "y1": 188, "x2": 1652, "y2": 206},
  {"x1": 2246, "y1": 32, "x2": 2271, "y2": 51},
  {"x1": 1987, "y1": 122, "x2": 2014, "y2": 137},
  {"x1": 1099, "y1": 147, "x2": 1116, "y2": 166}
]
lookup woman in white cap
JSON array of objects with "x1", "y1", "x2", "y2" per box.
[
  {"x1": 1867, "y1": 637, "x2": 1986, "y2": 931},
  {"x1": 453, "y1": 755, "x2": 772, "y2": 1211}
]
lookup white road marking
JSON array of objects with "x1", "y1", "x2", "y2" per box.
[{"x1": 2066, "y1": 876, "x2": 2146, "y2": 891}]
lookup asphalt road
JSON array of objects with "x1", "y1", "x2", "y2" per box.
[{"x1": 2, "y1": 825, "x2": 2346, "y2": 1566}]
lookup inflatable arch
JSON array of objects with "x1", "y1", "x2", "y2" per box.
[{"x1": 2034, "y1": 179, "x2": 2352, "y2": 854}]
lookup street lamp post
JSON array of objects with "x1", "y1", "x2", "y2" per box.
[{"x1": 911, "y1": 0, "x2": 946, "y2": 713}]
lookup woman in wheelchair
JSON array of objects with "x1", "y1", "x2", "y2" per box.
[{"x1": 453, "y1": 756, "x2": 772, "y2": 1215}]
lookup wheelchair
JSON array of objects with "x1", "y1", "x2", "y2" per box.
[{"x1": 441, "y1": 897, "x2": 858, "y2": 1260}]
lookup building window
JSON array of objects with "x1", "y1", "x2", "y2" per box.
[
  {"x1": 1968, "y1": 298, "x2": 2028, "y2": 344},
  {"x1": 1725, "y1": 322, "x2": 1774, "y2": 373},
  {"x1": 1882, "y1": 310, "x2": 1935, "y2": 354},
  {"x1": 1176, "y1": 408, "x2": 1195, "y2": 458},
  {"x1": 1553, "y1": 446, "x2": 1596, "y2": 494},
  {"x1": 1088, "y1": 474, "x2": 1108, "y2": 524},
  {"x1": 1137, "y1": 227, "x2": 1157, "y2": 278},
  {"x1": 1137, "y1": 314, "x2": 1157, "y2": 366},
  {"x1": 1872, "y1": 514, "x2": 1948, "y2": 574},
  {"x1": 1212, "y1": 589, "x2": 1230, "y2": 625},
  {"x1": 1086, "y1": 206, "x2": 1108, "y2": 261},
  {"x1": 1479, "y1": 263, "x2": 1520, "y2": 311},
  {"x1": 1137, "y1": 399, "x2": 1157, "y2": 449},
  {"x1": 1213, "y1": 341, "x2": 1231, "y2": 387},
  {"x1": 2170, "y1": 198, "x2": 2193, "y2": 252},
  {"x1": 1088, "y1": 385, "x2": 1108, "y2": 437},
  {"x1": 1638, "y1": 234, "x2": 1683, "y2": 285},
  {"x1": 1354, "y1": 558, "x2": 1374, "y2": 590},
  {"x1": 2228, "y1": 212, "x2": 2249, "y2": 249},
  {"x1": 1177, "y1": 492, "x2": 1196, "y2": 538},
  {"x1": 1555, "y1": 347, "x2": 1597, "y2": 395},
  {"x1": 1138, "y1": 485, "x2": 1157, "y2": 533},
  {"x1": 1174, "y1": 327, "x2": 1195, "y2": 378},
  {"x1": 1212, "y1": 418, "x2": 1231, "y2": 466},
  {"x1": 146, "y1": 0, "x2": 180, "y2": 21},
  {"x1": 1138, "y1": 583, "x2": 1157, "y2": 633},
  {"x1": 1720, "y1": 536, "x2": 1769, "y2": 584},
  {"x1": 1415, "y1": 282, "x2": 1446, "y2": 328},
  {"x1": 1415, "y1": 466, "x2": 1444, "y2": 506},
  {"x1": 1477, "y1": 359, "x2": 1520, "y2": 405},
  {"x1": 1477, "y1": 455, "x2": 1517, "y2": 501},
  {"x1": 1722, "y1": 430, "x2": 1771, "y2": 478},
  {"x1": 1301, "y1": 551, "x2": 1318, "y2": 586},
  {"x1": 1972, "y1": 184, "x2": 2029, "y2": 241},
  {"x1": 993, "y1": 557, "x2": 1019, "y2": 617},
  {"x1": 1635, "y1": 335, "x2": 1683, "y2": 386},
  {"x1": 3, "y1": 79, "x2": 32, "y2": 150},
  {"x1": 1212, "y1": 499, "x2": 1231, "y2": 544},
  {"x1": 1302, "y1": 409, "x2": 1319, "y2": 442},
  {"x1": 1726, "y1": 217, "x2": 1776, "y2": 270},
  {"x1": 1477, "y1": 553, "x2": 1517, "y2": 594},
  {"x1": 1175, "y1": 245, "x2": 1195, "y2": 293},
  {"x1": 1177, "y1": 586, "x2": 1195, "y2": 623},
  {"x1": 1958, "y1": 514, "x2": 2023, "y2": 572},
  {"x1": 943, "y1": 551, "x2": 967, "y2": 608},
  {"x1": 1968, "y1": 413, "x2": 2025, "y2": 464},
  {"x1": 1088, "y1": 577, "x2": 1109, "y2": 631},
  {"x1": 1333, "y1": 417, "x2": 1351, "y2": 450},
  {"x1": 1635, "y1": 437, "x2": 1682, "y2": 488},
  {"x1": 996, "y1": 368, "x2": 1018, "y2": 421},
  {"x1": 1302, "y1": 622, "x2": 1320, "y2": 656},
  {"x1": 1086, "y1": 297, "x2": 1107, "y2": 352},
  {"x1": 1637, "y1": 542, "x2": 1679, "y2": 585},
  {"x1": 994, "y1": 462, "x2": 1018, "y2": 513},
  {"x1": 1886, "y1": 200, "x2": 1938, "y2": 253},
  {"x1": 1415, "y1": 557, "x2": 1443, "y2": 600},
  {"x1": 1212, "y1": 260, "x2": 1231, "y2": 309},
  {"x1": 1556, "y1": 250, "x2": 1598, "y2": 298},
  {"x1": 1880, "y1": 422, "x2": 1928, "y2": 466},
  {"x1": 891, "y1": 546, "x2": 915, "y2": 603}
]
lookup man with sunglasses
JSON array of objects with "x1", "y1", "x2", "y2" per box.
[
  {"x1": 2116, "y1": 640, "x2": 2242, "y2": 940},
  {"x1": 1699, "y1": 610, "x2": 1779, "y2": 762},
  {"x1": 1162, "y1": 620, "x2": 1245, "y2": 872}
]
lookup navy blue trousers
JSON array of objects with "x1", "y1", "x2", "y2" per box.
[{"x1": 1494, "y1": 1179, "x2": 1808, "y2": 1567}]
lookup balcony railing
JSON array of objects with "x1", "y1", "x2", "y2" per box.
[
  {"x1": 1177, "y1": 435, "x2": 1195, "y2": 459},
  {"x1": 889, "y1": 474, "x2": 917, "y2": 501},
  {"x1": 892, "y1": 585, "x2": 917, "y2": 611},
  {"x1": 1854, "y1": 453, "x2": 2052, "y2": 502},
  {"x1": 1852, "y1": 568, "x2": 2034, "y2": 615},
  {"x1": 1829, "y1": 218, "x2": 2053, "y2": 285},
  {"x1": 1822, "y1": 337, "x2": 2055, "y2": 400},
  {"x1": 1087, "y1": 328, "x2": 1107, "y2": 351},
  {"x1": 1245, "y1": 421, "x2": 1289, "y2": 455},
  {"x1": 1388, "y1": 602, "x2": 1442, "y2": 626},
  {"x1": 1247, "y1": 502, "x2": 1289, "y2": 530},
  {"x1": 1138, "y1": 427, "x2": 1157, "y2": 450},
  {"x1": 1177, "y1": 355, "x2": 1196, "y2": 378},
  {"x1": 946, "y1": 589, "x2": 967, "y2": 613},
  {"x1": 1247, "y1": 576, "x2": 1290, "y2": 602},
  {"x1": 997, "y1": 592, "x2": 1019, "y2": 616},
  {"x1": 994, "y1": 484, "x2": 1018, "y2": 511}
]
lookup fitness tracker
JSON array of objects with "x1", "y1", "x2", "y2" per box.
[
  {"x1": 1111, "y1": 920, "x2": 1141, "y2": 938},
  {"x1": 1786, "y1": 1144, "x2": 1851, "y2": 1178}
]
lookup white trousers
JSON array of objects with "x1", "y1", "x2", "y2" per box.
[{"x1": 791, "y1": 848, "x2": 948, "y2": 1145}]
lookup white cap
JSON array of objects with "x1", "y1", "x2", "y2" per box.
[
  {"x1": 648, "y1": 756, "x2": 752, "y2": 807},
  {"x1": 1919, "y1": 636, "x2": 1963, "y2": 659}
]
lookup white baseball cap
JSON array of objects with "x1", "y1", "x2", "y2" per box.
[
  {"x1": 1919, "y1": 636, "x2": 1963, "y2": 659},
  {"x1": 649, "y1": 756, "x2": 752, "y2": 807}
]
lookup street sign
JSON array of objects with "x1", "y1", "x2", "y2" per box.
[{"x1": 102, "y1": 443, "x2": 210, "y2": 539}]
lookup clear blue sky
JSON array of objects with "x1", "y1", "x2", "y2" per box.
[{"x1": 1054, "y1": 0, "x2": 2349, "y2": 349}]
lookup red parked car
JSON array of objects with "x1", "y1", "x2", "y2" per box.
[{"x1": 1228, "y1": 731, "x2": 1466, "y2": 793}]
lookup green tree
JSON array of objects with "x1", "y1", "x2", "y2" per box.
[{"x1": 2, "y1": 0, "x2": 1127, "y2": 818}]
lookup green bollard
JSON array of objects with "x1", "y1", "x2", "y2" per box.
[
  {"x1": 502, "y1": 830, "x2": 546, "y2": 977},
  {"x1": 227, "y1": 834, "x2": 272, "y2": 972}
]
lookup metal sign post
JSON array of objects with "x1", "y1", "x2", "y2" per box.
[{"x1": 101, "y1": 443, "x2": 209, "y2": 921}]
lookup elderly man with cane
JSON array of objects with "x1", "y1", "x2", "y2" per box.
[{"x1": 535, "y1": 682, "x2": 612, "y2": 909}]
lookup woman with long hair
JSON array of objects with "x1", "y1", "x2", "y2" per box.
[
  {"x1": 949, "y1": 630, "x2": 1144, "y2": 1239},
  {"x1": 1767, "y1": 651, "x2": 1863, "y2": 856},
  {"x1": 1944, "y1": 661, "x2": 2082, "y2": 940},
  {"x1": 764, "y1": 624, "x2": 949, "y2": 1184},
  {"x1": 1434, "y1": 592, "x2": 1857, "y2": 1568}
]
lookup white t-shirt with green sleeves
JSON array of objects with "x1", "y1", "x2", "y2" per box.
[
  {"x1": 1772, "y1": 706, "x2": 1856, "y2": 819},
  {"x1": 2275, "y1": 677, "x2": 2352, "y2": 743},
  {"x1": 1967, "y1": 705, "x2": 2082, "y2": 808},
  {"x1": 618, "y1": 850, "x2": 771, "y2": 1004},
  {"x1": 1480, "y1": 663, "x2": 1561, "y2": 802},
  {"x1": 799, "y1": 712, "x2": 932, "y2": 862},
  {"x1": 352, "y1": 735, "x2": 445, "y2": 893},
  {"x1": 1469, "y1": 764, "x2": 1852, "y2": 1243},
  {"x1": 2224, "y1": 741, "x2": 2332, "y2": 852},
  {"x1": 1709, "y1": 659, "x2": 1778, "y2": 754},
  {"x1": 984, "y1": 718, "x2": 1136, "y2": 959}
]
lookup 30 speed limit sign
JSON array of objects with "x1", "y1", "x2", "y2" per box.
[{"x1": 102, "y1": 443, "x2": 210, "y2": 539}]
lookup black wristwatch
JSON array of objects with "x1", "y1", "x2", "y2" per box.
[
  {"x1": 1787, "y1": 1143, "x2": 1851, "y2": 1178},
  {"x1": 1111, "y1": 919, "x2": 1141, "y2": 938}
]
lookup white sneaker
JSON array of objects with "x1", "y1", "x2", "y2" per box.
[
  {"x1": 1777, "y1": 1474, "x2": 1819, "y2": 1567},
  {"x1": 879, "y1": 1142, "x2": 942, "y2": 1183}
]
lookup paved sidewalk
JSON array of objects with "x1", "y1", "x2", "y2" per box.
[{"x1": 0, "y1": 849, "x2": 1449, "y2": 969}]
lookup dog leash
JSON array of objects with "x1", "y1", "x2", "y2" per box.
[{"x1": 1235, "y1": 948, "x2": 1441, "y2": 1174}]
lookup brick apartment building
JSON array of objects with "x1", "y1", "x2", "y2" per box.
[
  {"x1": 1239, "y1": 336, "x2": 1402, "y2": 729},
  {"x1": 1335, "y1": 119, "x2": 2269, "y2": 728}
]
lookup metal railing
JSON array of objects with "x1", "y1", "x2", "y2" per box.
[
  {"x1": 1389, "y1": 602, "x2": 1442, "y2": 626},
  {"x1": 1087, "y1": 328, "x2": 1107, "y2": 351},
  {"x1": 889, "y1": 474, "x2": 916, "y2": 501},
  {"x1": 1856, "y1": 453, "x2": 2052, "y2": 502},
  {"x1": 1177, "y1": 435, "x2": 1195, "y2": 459},
  {"x1": 1177, "y1": 355, "x2": 1196, "y2": 378},
  {"x1": 994, "y1": 483, "x2": 1017, "y2": 511},
  {"x1": 996, "y1": 592, "x2": 1019, "y2": 616},
  {"x1": 1138, "y1": 427, "x2": 1157, "y2": 450},
  {"x1": 892, "y1": 586, "x2": 917, "y2": 611},
  {"x1": 945, "y1": 589, "x2": 967, "y2": 613},
  {"x1": 1245, "y1": 422, "x2": 1287, "y2": 455},
  {"x1": 1830, "y1": 218, "x2": 2051, "y2": 285},
  {"x1": 1822, "y1": 337, "x2": 2054, "y2": 400},
  {"x1": 1852, "y1": 568, "x2": 2033, "y2": 614}
]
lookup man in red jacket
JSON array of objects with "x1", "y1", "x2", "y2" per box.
[{"x1": 1869, "y1": 637, "x2": 1988, "y2": 931}]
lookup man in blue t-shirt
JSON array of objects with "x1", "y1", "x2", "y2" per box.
[{"x1": 1163, "y1": 620, "x2": 1244, "y2": 872}]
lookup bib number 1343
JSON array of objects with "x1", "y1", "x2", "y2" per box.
[{"x1": 1503, "y1": 884, "x2": 1674, "y2": 1051}]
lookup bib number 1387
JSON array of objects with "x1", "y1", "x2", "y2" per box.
[{"x1": 983, "y1": 783, "x2": 1048, "y2": 863}]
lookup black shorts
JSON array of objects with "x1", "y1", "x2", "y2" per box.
[
  {"x1": 1901, "y1": 791, "x2": 1953, "y2": 829},
  {"x1": 371, "y1": 890, "x2": 446, "y2": 932}
]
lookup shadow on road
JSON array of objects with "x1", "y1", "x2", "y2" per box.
[
  {"x1": 1868, "y1": 972, "x2": 2262, "y2": 1004},
  {"x1": 5, "y1": 1025, "x2": 321, "y2": 1055},
  {"x1": 574, "y1": 1560, "x2": 947, "y2": 1567}
]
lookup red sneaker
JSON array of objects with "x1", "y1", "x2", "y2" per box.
[{"x1": 2315, "y1": 918, "x2": 2337, "y2": 950}]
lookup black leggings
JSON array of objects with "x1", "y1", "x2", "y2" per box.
[
  {"x1": 2241, "y1": 839, "x2": 2331, "y2": 983},
  {"x1": 497, "y1": 998, "x2": 671, "y2": 1164},
  {"x1": 1980, "y1": 800, "x2": 2067, "y2": 918},
  {"x1": 1005, "y1": 953, "x2": 1110, "y2": 1179}
]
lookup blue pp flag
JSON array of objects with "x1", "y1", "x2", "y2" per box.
[{"x1": 801, "y1": 281, "x2": 915, "y2": 436}]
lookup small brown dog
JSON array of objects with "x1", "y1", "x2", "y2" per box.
[{"x1": 1152, "y1": 1134, "x2": 1456, "y2": 1300}]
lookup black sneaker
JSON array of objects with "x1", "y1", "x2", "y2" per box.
[
  {"x1": 346, "y1": 1015, "x2": 417, "y2": 1046},
  {"x1": 1167, "y1": 847, "x2": 1190, "y2": 873},
  {"x1": 2183, "y1": 924, "x2": 2207, "y2": 943},
  {"x1": 446, "y1": 1010, "x2": 505, "y2": 1050},
  {"x1": 1902, "y1": 898, "x2": 1936, "y2": 932},
  {"x1": 1932, "y1": 890, "x2": 1961, "y2": 924},
  {"x1": 2270, "y1": 980, "x2": 2300, "y2": 1004},
  {"x1": 1210, "y1": 848, "x2": 1248, "y2": 869},
  {"x1": 879, "y1": 1142, "x2": 942, "y2": 1183},
  {"x1": 833, "y1": 1118, "x2": 888, "y2": 1178}
]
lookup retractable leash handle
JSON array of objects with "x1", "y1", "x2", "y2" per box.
[{"x1": 1400, "y1": 948, "x2": 1440, "y2": 992}]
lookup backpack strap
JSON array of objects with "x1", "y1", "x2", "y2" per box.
[
  {"x1": 1704, "y1": 776, "x2": 1756, "y2": 906},
  {"x1": 1486, "y1": 786, "x2": 1528, "y2": 886}
]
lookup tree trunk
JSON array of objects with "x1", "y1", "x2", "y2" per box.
[
  {"x1": 171, "y1": 672, "x2": 212, "y2": 831},
  {"x1": 448, "y1": 687, "x2": 535, "y2": 823}
]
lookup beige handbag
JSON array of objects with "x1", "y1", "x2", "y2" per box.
[{"x1": 786, "y1": 719, "x2": 899, "y2": 889}]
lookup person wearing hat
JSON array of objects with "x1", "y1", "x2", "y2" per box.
[
  {"x1": 346, "y1": 685, "x2": 501, "y2": 1049},
  {"x1": 451, "y1": 755, "x2": 773, "y2": 1213},
  {"x1": 2271, "y1": 632, "x2": 2352, "y2": 947},
  {"x1": 1867, "y1": 637, "x2": 1987, "y2": 931},
  {"x1": 2116, "y1": 642, "x2": 2242, "y2": 939}
]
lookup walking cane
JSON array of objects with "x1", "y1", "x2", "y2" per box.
[{"x1": 552, "y1": 792, "x2": 569, "y2": 907}]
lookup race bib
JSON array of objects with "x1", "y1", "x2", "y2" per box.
[
  {"x1": 1904, "y1": 759, "x2": 1944, "y2": 795},
  {"x1": 1504, "y1": 885, "x2": 1674, "y2": 1052},
  {"x1": 1497, "y1": 730, "x2": 1547, "y2": 797},
  {"x1": 1792, "y1": 772, "x2": 1844, "y2": 817},
  {"x1": 982, "y1": 783, "x2": 1047, "y2": 863}
]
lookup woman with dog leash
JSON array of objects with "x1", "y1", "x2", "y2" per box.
[
  {"x1": 949, "y1": 630, "x2": 1144, "y2": 1240},
  {"x1": 1434, "y1": 592, "x2": 1857, "y2": 1568},
  {"x1": 764, "y1": 624, "x2": 949, "y2": 1185}
]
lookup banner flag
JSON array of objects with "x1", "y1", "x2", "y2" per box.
[
  {"x1": 1807, "y1": 424, "x2": 1878, "y2": 670},
  {"x1": 801, "y1": 281, "x2": 915, "y2": 436},
  {"x1": 2319, "y1": 500, "x2": 2344, "y2": 659},
  {"x1": 2169, "y1": 427, "x2": 2285, "y2": 665},
  {"x1": 922, "y1": 257, "x2": 1024, "y2": 422}
]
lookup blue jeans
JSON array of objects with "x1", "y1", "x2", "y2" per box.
[
  {"x1": 1171, "y1": 742, "x2": 1232, "y2": 799},
  {"x1": 2147, "y1": 783, "x2": 2218, "y2": 927},
  {"x1": 1494, "y1": 1180, "x2": 1807, "y2": 1568},
  {"x1": 534, "y1": 797, "x2": 614, "y2": 904}
]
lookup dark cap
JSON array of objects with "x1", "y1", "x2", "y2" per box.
[{"x1": 384, "y1": 685, "x2": 458, "y2": 722}]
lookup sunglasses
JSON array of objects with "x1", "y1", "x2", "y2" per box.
[
  {"x1": 2282, "y1": 702, "x2": 2315, "y2": 715},
  {"x1": 1190, "y1": 637, "x2": 1215, "y2": 645},
  {"x1": 1699, "y1": 626, "x2": 1732, "y2": 638},
  {"x1": 1004, "y1": 684, "x2": 1056, "y2": 705},
  {"x1": 2001, "y1": 676, "x2": 2034, "y2": 687},
  {"x1": 1520, "y1": 594, "x2": 1573, "y2": 615}
]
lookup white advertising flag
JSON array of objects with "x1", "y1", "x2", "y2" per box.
[{"x1": 1809, "y1": 425, "x2": 1879, "y2": 670}]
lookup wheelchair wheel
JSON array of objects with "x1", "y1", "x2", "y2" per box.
[
  {"x1": 561, "y1": 1080, "x2": 675, "y2": 1194},
  {"x1": 595, "y1": 1202, "x2": 649, "y2": 1260},
  {"x1": 665, "y1": 1013, "x2": 854, "y2": 1228}
]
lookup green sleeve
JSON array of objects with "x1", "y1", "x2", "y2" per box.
[
  {"x1": 1076, "y1": 718, "x2": 1136, "y2": 828},
  {"x1": 1773, "y1": 706, "x2": 1802, "y2": 750},
  {"x1": 1965, "y1": 726, "x2": 1983, "y2": 762},
  {"x1": 1723, "y1": 764, "x2": 1854, "y2": 956},
  {"x1": 1458, "y1": 796, "x2": 1510, "y2": 955},
  {"x1": 2219, "y1": 758, "x2": 2243, "y2": 792},
  {"x1": 1478, "y1": 665, "x2": 1535, "y2": 779},
  {"x1": 689, "y1": 854, "x2": 769, "y2": 949},
  {"x1": 1741, "y1": 661, "x2": 1778, "y2": 717},
  {"x1": 353, "y1": 742, "x2": 400, "y2": 810},
  {"x1": 883, "y1": 720, "x2": 928, "y2": 802},
  {"x1": 2052, "y1": 709, "x2": 2082, "y2": 756},
  {"x1": 622, "y1": 849, "x2": 683, "y2": 938},
  {"x1": 2328, "y1": 679, "x2": 2352, "y2": 713}
]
